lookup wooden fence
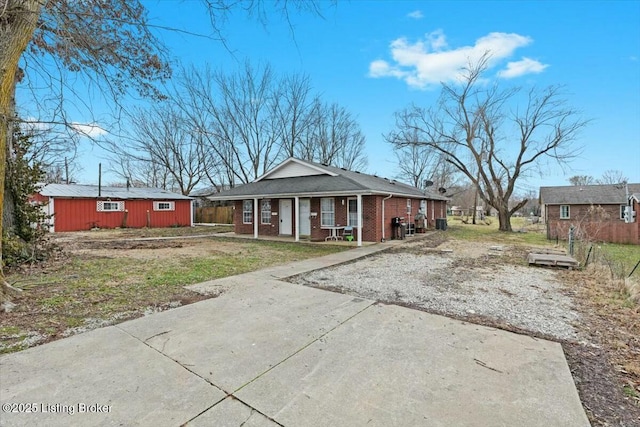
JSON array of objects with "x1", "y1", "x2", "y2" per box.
[{"x1": 195, "y1": 206, "x2": 234, "y2": 224}]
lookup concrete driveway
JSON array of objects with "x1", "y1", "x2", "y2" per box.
[{"x1": 0, "y1": 245, "x2": 590, "y2": 427}]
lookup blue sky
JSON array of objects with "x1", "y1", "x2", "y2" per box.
[{"x1": 69, "y1": 1, "x2": 640, "y2": 192}]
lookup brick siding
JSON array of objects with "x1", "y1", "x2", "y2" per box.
[
  {"x1": 234, "y1": 196, "x2": 448, "y2": 242},
  {"x1": 545, "y1": 203, "x2": 639, "y2": 244}
]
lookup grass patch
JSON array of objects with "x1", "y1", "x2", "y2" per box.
[
  {"x1": 446, "y1": 216, "x2": 552, "y2": 247},
  {"x1": 1, "y1": 236, "x2": 347, "y2": 353}
]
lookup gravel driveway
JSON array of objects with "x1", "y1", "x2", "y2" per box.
[{"x1": 290, "y1": 239, "x2": 582, "y2": 342}]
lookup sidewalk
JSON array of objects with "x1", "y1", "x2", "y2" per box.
[{"x1": 0, "y1": 239, "x2": 590, "y2": 427}]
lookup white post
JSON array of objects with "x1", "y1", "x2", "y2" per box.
[
  {"x1": 253, "y1": 198, "x2": 259, "y2": 239},
  {"x1": 190, "y1": 200, "x2": 194, "y2": 227},
  {"x1": 294, "y1": 196, "x2": 300, "y2": 242},
  {"x1": 357, "y1": 194, "x2": 363, "y2": 247}
]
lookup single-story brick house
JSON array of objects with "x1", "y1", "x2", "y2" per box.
[
  {"x1": 540, "y1": 183, "x2": 640, "y2": 244},
  {"x1": 33, "y1": 183, "x2": 194, "y2": 232},
  {"x1": 208, "y1": 158, "x2": 449, "y2": 246}
]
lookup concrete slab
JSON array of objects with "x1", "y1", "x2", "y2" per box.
[
  {"x1": 187, "y1": 397, "x2": 278, "y2": 427},
  {"x1": 0, "y1": 327, "x2": 224, "y2": 427},
  {"x1": 186, "y1": 243, "x2": 395, "y2": 295},
  {"x1": 236, "y1": 303, "x2": 590, "y2": 427},
  {"x1": 118, "y1": 279, "x2": 373, "y2": 393}
]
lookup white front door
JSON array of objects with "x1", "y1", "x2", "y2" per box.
[
  {"x1": 279, "y1": 199, "x2": 292, "y2": 235},
  {"x1": 299, "y1": 199, "x2": 311, "y2": 236}
]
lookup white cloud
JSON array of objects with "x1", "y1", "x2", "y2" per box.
[
  {"x1": 407, "y1": 10, "x2": 423, "y2": 19},
  {"x1": 368, "y1": 30, "x2": 547, "y2": 89},
  {"x1": 71, "y1": 123, "x2": 108, "y2": 138},
  {"x1": 497, "y1": 57, "x2": 549, "y2": 78}
]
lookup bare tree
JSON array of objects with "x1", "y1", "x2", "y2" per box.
[
  {"x1": 385, "y1": 54, "x2": 588, "y2": 231},
  {"x1": 109, "y1": 103, "x2": 207, "y2": 195},
  {"x1": 299, "y1": 101, "x2": 368, "y2": 170},
  {"x1": 177, "y1": 63, "x2": 368, "y2": 186},
  {"x1": 568, "y1": 175, "x2": 595, "y2": 186},
  {"x1": 392, "y1": 123, "x2": 458, "y2": 189},
  {"x1": 597, "y1": 169, "x2": 628, "y2": 185},
  {"x1": 177, "y1": 62, "x2": 283, "y2": 185},
  {"x1": 1, "y1": 0, "x2": 330, "y2": 306},
  {"x1": 276, "y1": 73, "x2": 316, "y2": 157}
]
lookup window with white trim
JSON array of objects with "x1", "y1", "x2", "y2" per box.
[
  {"x1": 153, "y1": 201, "x2": 175, "y2": 211},
  {"x1": 347, "y1": 198, "x2": 358, "y2": 227},
  {"x1": 261, "y1": 199, "x2": 271, "y2": 224},
  {"x1": 321, "y1": 198, "x2": 335, "y2": 227},
  {"x1": 407, "y1": 199, "x2": 412, "y2": 212},
  {"x1": 620, "y1": 205, "x2": 627, "y2": 220},
  {"x1": 97, "y1": 201, "x2": 124, "y2": 212},
  {"x1": 243, "y1": 200, "x2": 253, "y2": 224},
  {"x1": 560, "y1": 205, "x2": 570, "y2": 219}
]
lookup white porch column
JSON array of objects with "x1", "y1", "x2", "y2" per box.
[
  {"x1": 357, "y1": 194, "x2": 363, "y2": 247},
  {"x1": 253, "y1": 198, "x2": 259, "y2": 239},
  {"x1": 294, "y1": 196, "x2": 300, "y2": 242}
]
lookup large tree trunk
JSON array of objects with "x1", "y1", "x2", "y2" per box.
[
  {"x1": 0, "y1": 0, "x2": 42, "y2": 309},
  {"x1": 497, "y1": 206, "x2": 513, "y2": 232}
]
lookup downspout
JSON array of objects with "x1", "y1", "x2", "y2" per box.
[{"x1": 381, "y1": 194, "x2": 392, "y2": 242}]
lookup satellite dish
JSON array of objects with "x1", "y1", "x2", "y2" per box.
[
  {"x1": 424, "y1": 180, "x2": 434, "y2": 187},
  {"x1": 438, "y1": 187, "x2": 447, "y2": 194}
]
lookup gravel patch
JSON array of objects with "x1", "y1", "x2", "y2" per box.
[{"x1": 291, "y1": 251, "x2": 582, "y2": 341}]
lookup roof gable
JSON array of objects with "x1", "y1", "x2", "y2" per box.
[
  {"x1": 209, "y1": 157, "x2": 449, "y2": 201},
  {"x1": 256, "y1": 158, "x2": 337, "y2": 181}
]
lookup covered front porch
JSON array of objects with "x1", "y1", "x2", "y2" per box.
[{"x1": 238, "y1": 194, "x2": 366, "y2": 247}]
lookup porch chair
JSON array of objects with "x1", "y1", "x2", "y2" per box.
[{"x1": 342, "y1": 226, "x2": 354, "y2": 242}]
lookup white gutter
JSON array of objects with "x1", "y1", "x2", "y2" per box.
[{"x1": 381, "y1": 194, "x2": 392, "y2": 242}]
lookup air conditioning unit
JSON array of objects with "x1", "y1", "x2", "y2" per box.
[{"x1": 624, "y1": 206, "x2": 636, "y2": 223}]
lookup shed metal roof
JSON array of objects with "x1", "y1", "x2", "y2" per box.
[
  {"x1": 540, "y1": 183, "x2": 640, "y2": 205},
  {"x1": 39, "y1": 183, "x2": 192, "y2": 200},
  {"x1": 208, "y1": 158, "x2": 450, "y2": 201}
]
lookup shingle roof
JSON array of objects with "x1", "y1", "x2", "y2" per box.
[
  {"x1": 39, "y1": 183, "x2": 192, "y2": 200},
  {"x1": 208, "y1": 158, "x2": 449, "y2": 201},
  {"x1": 540, "y1": 183, "x2": 640, "y2": 205}
]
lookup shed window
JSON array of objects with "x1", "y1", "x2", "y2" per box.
[
  {"x1": 97, "y1": 201, "x2": 124, "y2": 212},
  {"x1": 560, "y1": 205, "x2": 570, "y2": 219},
  {"x1": 261, "y1": 200, "x2": 271, "y2": 224},
  {"x1": 321, "y1": 198, "x2": 335, "y2": 227},
  {"x1": 153, "y1": 201, "x2": 175, "y2": 211},
  {"x1": 243, "y1": 200, "x2": 253, "y2": 224}
]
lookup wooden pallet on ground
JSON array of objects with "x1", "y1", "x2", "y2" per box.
[{"x1": 528, "y1": 252, "x2": 580, "y2": 269}]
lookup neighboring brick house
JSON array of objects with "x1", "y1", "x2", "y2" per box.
[
  {"x1": 208, "y1": 157, "x2": 449, "y2": 246},
  {"x1": 540, "y1": 184, "x2": 640, "y2": 244}
]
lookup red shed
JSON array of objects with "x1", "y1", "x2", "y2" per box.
[{"x1": 35, "y1": 183, "x2": 194, "y2": 232}]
